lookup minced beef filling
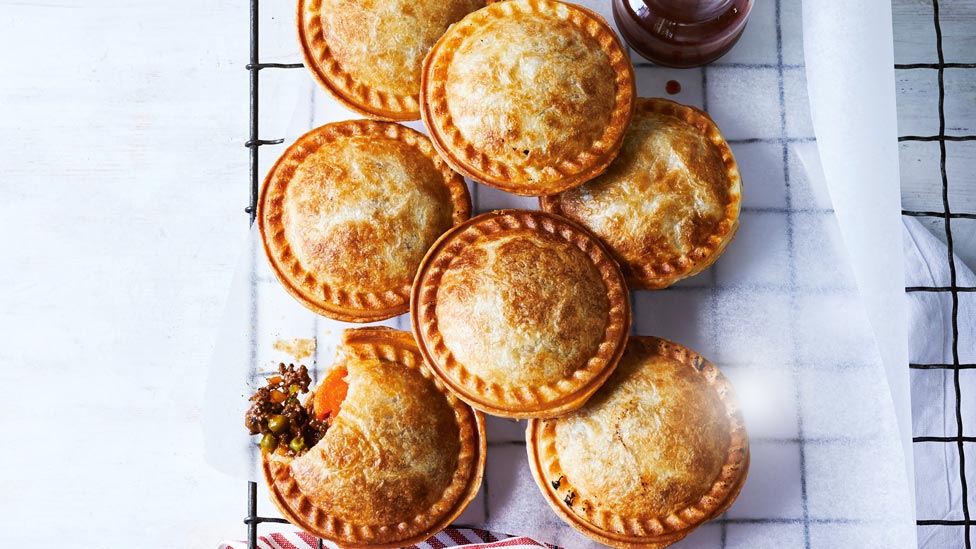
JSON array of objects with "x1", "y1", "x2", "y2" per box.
[{"x1": 245, "y1": 363, "x2": 330, "y2": 455}]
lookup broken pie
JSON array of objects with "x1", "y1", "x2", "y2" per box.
[
  {"x1": 411, "y1": 209, "x2": 630, "y2": 418},
  {"x1": 298, "y1": 0, "x2": 488, "y2": 120},
  {"x1": 420, "y1": 0, "x2": 636, "y2": 195},
  {"x1": 258, "y1": 119, "x2": 471, "y2": 322},
  {"x1": 527, "y1": 336, "x2": 749, "y2": 548},
  {"x1": 540, "y1": 98, "x2": 742, "y2": 289},
  {"x1": 261, "y1": 327, "x2": 486, "y2": 548}
]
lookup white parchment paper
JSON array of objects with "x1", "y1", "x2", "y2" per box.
[
  {"x1": 802, "y1": 0, "x2": 916, "y2": 517},
  {"x1": 205, "y1": 1, "x2": 917, "y2": 546}
]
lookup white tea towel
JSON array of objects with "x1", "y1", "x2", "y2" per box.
[{"x1": 903, "y1": 215, "x2": 976, "y2": 547}]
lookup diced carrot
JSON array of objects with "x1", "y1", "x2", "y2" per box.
[
  {"x1": 314, "y1": 367, "x2": 349, "y2": 421},
  {"x1": 269, "y1": 390, "x2": 287, "y2": 404},
  {"x1": 267, "y1": 376, "x2": 282, "y2": 385}
]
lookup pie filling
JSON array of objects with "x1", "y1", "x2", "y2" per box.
[{"x1": 245, "y1": 363, "x2": 348, "y2": 456}]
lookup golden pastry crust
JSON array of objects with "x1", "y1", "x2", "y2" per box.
[
  {"x1": 527, "y1": 336, "x2": 749, "y2": 549},
  {"x1": 258, "y1": 120, "x2": 471, "y2": 322},
  {"x1": 420, "y1": 0, "x2": 636, "y2": 195},
  {"x1": 298, "y1": 0, "x2": 487, "y2": 121},
  {"x1": 412, "y1": 209, "x2": 630, "y2": 418},
  {"x1": 263, "y1": 327, "x2": 486, "y2": 548},
  {"x1": 540, "y1": 98, "x2": 742, "y2": 289}
]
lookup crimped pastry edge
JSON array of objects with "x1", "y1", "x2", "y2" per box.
[
  {"x1": 420, "y1": 0, "x2": 636, "y2": 196},
  {"x1": 298, "y1": 0, "x2": 422, "y2": 121},
  {"x1": 540, "y1": 97, "x2": 743, "y2": 289},
  {"x1": 258, "y1": 119, "x2": 471, "y2": 322},
  {"x1": 526, "y1": 336, "x2": 750, "y2": 549},
  {"x1": 262, "y1": 327, "x2": 487, "y2": 548},
  {"x1": 410, "y1": 209, "x2": 631, "y2": 419}
]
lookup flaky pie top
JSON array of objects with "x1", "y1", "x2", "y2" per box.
[
  {"x1": 436, "y1": 229, "x2": 610, "y2": 388},
  {"x1": 542, "y1": 98, "x2": 741, "y2": 288},
  {"x1": 260, "y1": 120, "x2": 470, "y2": 321},
  {"x1": 284, "y1": 356, "x2": 460, "y2": 525},
  {"x1": 300, "y1": 0, "x2": 486, "y2": 119},
  {"x1": 445, "y1": 12, "x2": 616, "y2": 176},
  {"x1": 412, "y1": 210, "x2": 630, "y2": 418},
  {"x1": 528, "y1": 337, "x2": 748, "y2": 543},
  {"x1": 282, "y1": 137, "x2": 453, "y2": 292},
  {"x1": 554, "y1": 348, "x2": 731, "y2": 519},
  {"x1": 263, "y1": 328, "x2": 485, "y2": 547},
  {"x1": 421, "y1": 0, "x2": 635, "y2": 195}
]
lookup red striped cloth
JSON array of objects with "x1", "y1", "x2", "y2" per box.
[{"x1": 218, "y1": 528, "x2": 562, "y2": 549}]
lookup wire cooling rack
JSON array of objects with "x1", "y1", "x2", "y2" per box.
[
  {"x1": 237, "y1": 1, "x2": 963, "y2": 548},
  {"x1": 898, "y1": 1, "x2": 975, "y2": 547},
  {"x1": 242, "y1": 6, "x2": 305, "y2": 549}
]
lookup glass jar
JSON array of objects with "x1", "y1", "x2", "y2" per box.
[{"x1": 612, "y1": 0, "x2": 753, "y2": 68}]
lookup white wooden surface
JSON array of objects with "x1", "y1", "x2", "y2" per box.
[
  {"x1": 0, "y1": 1, "x2": 970, "y2": 548},
  {"x1": 0, "y1": 2, "x2": 247, "y2": 547}
]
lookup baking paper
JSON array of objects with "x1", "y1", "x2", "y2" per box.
[
  {"x1": 205, "y1": 1, "x2": 917, "y2": 546},
  {"x1": 801, "y1": 0, "x2": 916, "y2": 517}
]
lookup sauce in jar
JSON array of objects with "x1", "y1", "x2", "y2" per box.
[{"x1": 612, "y1": 0, "x2": 753, "y2": 68}]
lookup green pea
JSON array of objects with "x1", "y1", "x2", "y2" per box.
[
  {"x1": 260, "y1": 433, "x2": 277, "y2": 453},
  {"x1": 268, "y1": 414, "x2": 288, "y2": 434},
  {"x1": 289, "y1": 436, "x2": 305, "y2": 453}
]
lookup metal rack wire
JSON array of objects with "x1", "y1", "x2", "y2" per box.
[
  {"x1": 241, "y1": 0, "x2": 972, "y2": 547},
  {"x1": 898, "y1": 1, "x2": 974, "y2": 547},
  {"x1": 243, "y1": 2, "x2": 310, "y2": 549}
]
